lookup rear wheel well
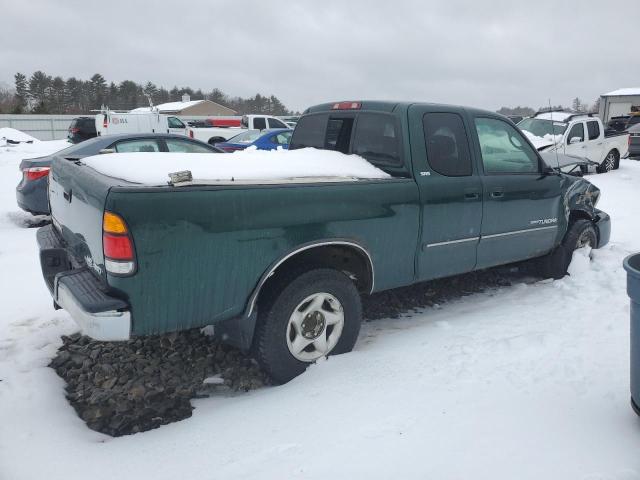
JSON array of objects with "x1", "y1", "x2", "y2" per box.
[{"x1": 256, "y1": 244, "x2": 373, "y2": 311}]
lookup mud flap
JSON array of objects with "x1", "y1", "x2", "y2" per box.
[{"x1": 215, "y1": 311, "x2": 258, "y2": 352}]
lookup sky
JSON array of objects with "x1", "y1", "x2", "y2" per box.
[{"x1": 1, "y1": 0, "x2": 638, "y2": 113}]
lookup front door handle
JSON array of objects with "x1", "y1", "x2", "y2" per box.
[
  {"x1": 490, "y1": 190, "x2": 504, "y2": 199},
  {"x1": 464, "y1": 192, "x2": 480, "y2": 200}
]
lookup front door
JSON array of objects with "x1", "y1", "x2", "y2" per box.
[
  {"x1": 564, "y1": 121, "x2": 587, "y2": 158},
  {"x1": 408, "y1": 106, "x2": 483, "y2": 281},
  {"x1": 472, "y1": 116, "x2": 564, "y2": 269}
]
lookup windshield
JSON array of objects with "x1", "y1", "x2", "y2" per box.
[
  {"x1": 227, "y1": 129, "x2": 262, "y2": 144},
  {"x1": 518, "y1": 118, "x2": 568, "y2": 137}
]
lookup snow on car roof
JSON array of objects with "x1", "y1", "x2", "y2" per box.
[
  {"x1": 602, "y1": 88, "x2": 640, "y2": 97},
  {"x1": 81, "y1": 147, "x2": 391, "y2": 185}
]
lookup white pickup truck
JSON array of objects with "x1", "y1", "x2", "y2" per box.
[
  {"x1": 187, "y1": 114, "x2": 290, "y2": 145},
  {"x1": 518, "y1": 111, "x2": 629, "y2": 173}
]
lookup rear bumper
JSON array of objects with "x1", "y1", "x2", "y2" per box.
[
  {"x1": 16, "y1": 176, "x2": 50, "y2": 215},
  {"x1": 594, "y1": 209, "x2": 611, "y2": 249},
  {"x1": 37, "y1": 224, "x2": 131, "y2": 341}
]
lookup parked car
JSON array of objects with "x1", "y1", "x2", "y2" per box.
[
  {"x1": 518, "y1": 111, "x2": 629, "y2": 173},
  {"x1": 628, "y1": 123, "x2": 640, "y2": 158},
  {"x1": 67, "y1": 117, "x2": 97, "y2": 143},
  {"x1": 187, "y1": 115, "x2": 290, "y2": 145},
  {"x1": 16, "y1": 133, "x2": 221, "y2": 216},
  {"x1": 215, "y1": 128, "x2": 293, "y2": 152},
  {"x1": 38, "y1": 100, "x2": 610, "y2": 384}
]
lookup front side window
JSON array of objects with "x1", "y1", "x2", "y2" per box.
[
  {"x1": 567, "y1": 123, "x2": 585, "y2": 143},
  {"x1": 351, "y1": 113, "x2": 401, "y2": 167},
  {"x1": 114, "y1": 139, "x2": 161, "y2": 153},
  {"x1": 165, "y1": 139, "x2": 213, "y2": 153},
  {"x1": 423, "y1": 112, "x2": 472, "y2": 176},
  {"x1": 168, "y1": 117, "x2": 185, "y2": 129},
  {"x1": 475, "y1": 117, "x2": 539, "y2": 174}
]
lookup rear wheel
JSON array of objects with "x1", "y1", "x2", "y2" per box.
[
  {"x1": 538, "y1": 219, "x2": 597, "y2": 279},
  {"x1": 208, "y1": 136, "x2": 226, "y2": 145},
  {"x1": 253, "y1": 268, "x2": 362, "y2": 384},
  {"x1": 597, "y1": 150, "x2": 618, "y2": 173}
]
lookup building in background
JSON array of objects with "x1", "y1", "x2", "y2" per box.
[
  {"x1": 132, "y1": 94, "x2": 237, "y2": 116},
  {"x1": 599, "y1": 88, "x2": 640, "y2": 123}
]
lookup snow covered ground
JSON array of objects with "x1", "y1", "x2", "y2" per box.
[{"x1": 0, "y1": 140, "x2": 639, "y2": 479}]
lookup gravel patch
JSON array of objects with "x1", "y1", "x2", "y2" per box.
[{"x1": 50, "y1": 264, "x2": 532, "y2": 436}]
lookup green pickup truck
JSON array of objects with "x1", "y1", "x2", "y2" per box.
[{"x1": 38, "y1": 100, "x2": 611, "y2": 383}]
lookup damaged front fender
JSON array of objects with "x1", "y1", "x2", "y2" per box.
[{"x1": 563, "y1": 176, "x2": 610, "y2": 248}]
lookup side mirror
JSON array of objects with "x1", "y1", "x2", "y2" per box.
[
  {"x1": 99, "y1": 148, "x2": 115, "y2": 155},
  {"x1": 569, "y1": 136, "x2": 582, "y2": 144}
]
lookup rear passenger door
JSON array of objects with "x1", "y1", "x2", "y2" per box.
[
  {"x1": 408, "y1": 105, "x2": 483, "y2": 281},
  {"x1": 472, "y1": 116, "x2": 563, "y2": 269},
  {"x1": 585, "y1": 119, "x2": 604, "y2": 163}
]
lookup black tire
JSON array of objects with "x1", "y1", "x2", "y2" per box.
[
  {"x1": 597, "y1": 150, "x2": 618, "y2": 173},
  {"x1": 538, "y1": 219, "x2": 597, "y2": 279},
  {"x1": 208, "y1": 136, "x2": 226, "y2": 145},
  {"x1": 253, "y1": 268, "x2": 362, "y2": 384}
]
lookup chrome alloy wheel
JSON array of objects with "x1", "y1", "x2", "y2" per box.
[
  {"x1": 286, "y1": 292, "x2": 344, "y2": 362},
  {"x1": 603, "y1": 152, "x2": 616, "y2": 172}
]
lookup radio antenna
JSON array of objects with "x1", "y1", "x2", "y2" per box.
[{"x1": 548, "y1": 98, "x2": 561, "y2": 170}]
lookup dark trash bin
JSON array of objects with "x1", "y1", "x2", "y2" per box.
[{"x1": 623, "y1": 253, "x2": 640, "y2": 416}]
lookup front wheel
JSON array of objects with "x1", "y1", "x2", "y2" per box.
[
  {"x1": 253, "y1": 268, "x2": 362, "y2": 384},
  {"x1": 538, "y1": 219, "x2": 597, "y2": 279},
  {"x1": 597, "y1": 150, "x2": 618, "y2": 173}
]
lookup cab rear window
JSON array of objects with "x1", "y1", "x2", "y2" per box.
[{"x1": 290, "y1": 112, "x2": 405, "y2": 175}]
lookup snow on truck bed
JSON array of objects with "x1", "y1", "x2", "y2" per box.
[{"x1": 81, "y1": 147, "x2": 391, "y2": 185}]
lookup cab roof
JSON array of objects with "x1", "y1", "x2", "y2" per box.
[{"x1": 303, "y1": 100, "x2": 501, "y2": 119}]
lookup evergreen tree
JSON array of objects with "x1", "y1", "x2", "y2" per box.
[
  {"x1": 28, "y1": 70, "x2": 53, "y2": 113},
  {"x1": 13, "y1": 72, "x2": 28, "y2": 113}
]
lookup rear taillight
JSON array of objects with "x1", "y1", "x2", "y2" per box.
[
  {"x1": 23, "y1": 166, "x2": 50, "y2": 181},
  {"x1": 103, "y1": 116, "x2": 108, "y2": 129},
  {"x1": 70, "y1": 127, "x2": 80, "y2": 134},
  {"x1": 189, "y1": 130, "x2": 194, "y2": 138},
  {"x1": 102, "y1": 211, "x2": 136, "y2": 276}
]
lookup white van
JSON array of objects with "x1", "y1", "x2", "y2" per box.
[{"x1": 95, "y1": 109, "x2": 188, "y2": 137}]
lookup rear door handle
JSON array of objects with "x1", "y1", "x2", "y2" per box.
[
  {"x1": 464, "y1": 192, "x2": 480, "y2": 200},
  {"x1": 490, "y1": 190, "x2": 504, "y2": 199}
]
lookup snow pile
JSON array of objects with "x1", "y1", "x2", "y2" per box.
[
  {"x1": 81, "y1": 147, "x2": 391, "y2": 184},
  {"x1": 0, "y1": 127, "x2": 39, "y2": 147},
  {"x1": 523, "y1": 130, "x2": 562, "y2": 150}
]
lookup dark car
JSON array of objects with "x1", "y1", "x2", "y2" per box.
[
  {"x1": 67, "y1": 117, "x2": 97, "y2": 144},
  {"x1": 16, "y1": 133, "x2": 222, "y2": 216},
  {"x1": 628, "y1": 123, "x2": 640, "y2": 158},
  {"x1": 215, "y1": 128, "x2": 293, "y2": 152}
]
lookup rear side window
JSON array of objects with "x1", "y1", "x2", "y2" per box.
[
  {"x1": 290, "y1": 114, "x2": 327, "y2": 149},
  {"x1": 351, "y1": 113, "x2": 401, "y2": 167},
  {"x1": 423, "y1": 113, "x2": 472, "y2": 176},
  {"x1": 165, "y1": 139, "x2": 213, "y2": 153},
  {"x1": 114, "y1": 139, "x2": 161, "y2": 153},
  {"x1": 253, "y1": 118, "x2": 267, "y2": 130},
  {"x1": 268, "y1": 118, "x2": 288, "y2": 129},
  {"x1": 586, "y1": 121, "x2": 600, "y2": 140}
]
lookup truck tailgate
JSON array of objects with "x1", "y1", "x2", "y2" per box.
[{"x1": 49, "y1": 156, "x2": 113, "y2": 281}]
